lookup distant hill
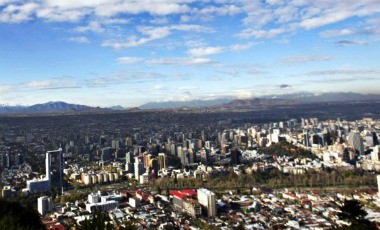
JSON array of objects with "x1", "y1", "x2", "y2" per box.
[
  {"x1": 1, "y1": 92, "x2": 379, "y2": 113},
  {"x1": 0, "y1": 101, "x2": 107, "y2": 114},
  {"x1": 138, "y1": 98, "x2": 232, "y2": 109},
  {"x1": 0, "y1": 105, "x2": 26, "y2": 114},
  {"x1": 264, "y1": 92, "x2": 380, "y2": 102},
  {"x1": 218, "y1": 93, "x2": 380, "y2": 109},
  {"x1": 220, "y1": 98, "x2": 298, "y2": 108},
  {"x1": 108, "y1": 105, "x2": 128, "y2": 110}
]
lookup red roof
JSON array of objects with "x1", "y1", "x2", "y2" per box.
[{"x1": 170, "y1": 189, "x2": 197, "y2": 199}]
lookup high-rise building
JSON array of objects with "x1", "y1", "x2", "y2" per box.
[
  {"x1": 197, "y1": 188, "x2": 216, "y2": 217},
  {"x1": 134, "y1": 157, "x2": 144, "y2": 180},
  {"x1": 143, "y1": 153, "x2": 152, "y2": 169},
  {"x1": 149, "y1": 158, "x2": 159, "y2": 178},
  {"x1": 101, "y1": 147, "x2": 112, "y2": 162},
  {"x1": 178, "y1": 147, "x2": 188, "y2": 166},
  {"x1": 372, "y1": 147, "x2": 380, "y2": 162},
  {"x1": 230, "y1": 148, "x2": 241, "y2": 165},
  {"x1": 205, "y1": 141, "x2": 211, "y2": 149},
  {"x1": 377, "y1": 175, "x2": 380, "y2": 196},
  {"x1": 303, "y1": 131, "x2": 311, "y2": 148},
  {"x1": 348, "y1": 131, "x2": 364, "y2": 155},
  {"x1": 158, "y1": 153, "x2": 166, "y2": 170},
  {"x1": 37, "y1": 196, "x2": 52, "y2": 215},
  {"x1": 126, "y1": 152, "x2": 134, "y2": 164}
]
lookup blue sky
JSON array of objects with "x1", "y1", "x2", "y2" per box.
[{"x1": 0, "y1": 0, "x2": 380, "y2": 107}]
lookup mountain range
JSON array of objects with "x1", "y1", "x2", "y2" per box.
[
  {"x1": 1, "y1": 92, "x2": 380, "y2": 114},
  {"x1": 0, "y1": 101, "x2": 107, "y2": 114}
]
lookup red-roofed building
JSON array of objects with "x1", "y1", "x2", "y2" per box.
[{"x1": 170, "y1": 189, "x2": 197, "y2": 199}]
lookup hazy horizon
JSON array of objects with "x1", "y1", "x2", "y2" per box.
[{"x1": 1, "y1": 0, "x2": 380, "y2": 107}]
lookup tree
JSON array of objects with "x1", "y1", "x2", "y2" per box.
[
  {"x1": 338, "y1": 200, "x2": 377, "y2": 229},
  {"x1": 0, "y1": 199, "x2": 44, "y2": 230},
  {"x1": 80, "y1": 210, "x2": 113, "y2": 230}
]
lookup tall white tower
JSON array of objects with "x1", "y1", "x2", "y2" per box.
[
  {"x1": 197, "y1": 188, "x2": 216, "y2": 217},
  {"x1": 45, "y1": 152, "x2": 51, "y2": 181},
  {"x1": 377, "y1": 175, "x2": 380, "y2": 196},
  {"x1": 38, "y1": 196, "x2": 52, "y2": 215}
]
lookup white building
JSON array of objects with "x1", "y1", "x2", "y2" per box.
[
  {"x1": 139, "y1": 173, "x2": 149, "y2": 184},
  {"x1": 134, "y1": 157, "x2": 144, "y2": 180},
  {"x1": 86, "y1": 191, "x2": 119, "y2": 213},
  {"x1": 197, "y1": 188, "x2": 216, "y2": 217},
  {"x1": 26, "y1": 148, "x2": 63, "y2": 194},
  {"x1": 38, "y1": 196, "x2": 52, "y2": 215}
]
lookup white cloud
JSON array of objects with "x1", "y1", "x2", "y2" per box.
[
  {"x1": 67, "y1": 36, "x2": 90, "y2": 43},
  {"x1": 102, "y1": 24, "x2": 212, "y2": 48},
  {"x1": 281, "y1": 55, "x2": 331, "y2": 65},
  {"x1": 0, "y1": 2, "x2": 39, "y2": 23},
  {"x1": 150, "y1": 17, "x2": 169, "y2": 24},
  {"x1": 320, "y1": 29, "x2": 356, "y2": 38},
  {"x1": 187, "y1": 46, "x2": 224, "y2": 57},
  {"x1": 116, "y1": 57, "x2": 144, "y2": 64},
  {"x1": 198, "y1": 4, "x2": 243, "y2": 17},
  {"x1": 147, "y1": 57, "x2": 217, "y2": 65},
  {"x1": 238, "y1": 28, "x2": 285, "y2": 39},
  {"x1": 101, "y1": 18, "x2": 130, "y2": 25},
  {"x1": 154, "y1": 84, "x2": 166, "y2": 90},
  {"x1": 36, "y1": 8, "x2": 89, "y2": 22},
  {"x1": 22, "y1": 78, "x2": 79, "y2": 90},
  {"x1": 307, "y1": 68, "x2": 380, "y2": 76},
  {"x1": 0, "y1": 0, "x2": 195, "y2": 23},
  {"x1": 230, "y1": 42, "x2": 257, "y2": 51},
  {"x1": 266, "y1": 0, "x2": 283, "y2": 5},
  {"x1": 234, "y1": 0, "x2": 380, "y2": 39},
  {"x1": 74, "y1": 21, "x2": 104, "y2": 33},
  {"x1": 178, "y1": 86, "x2": 198, "y2": 90},
  {"x1": 180, "y1": 15, "x2": 191, "y2": 22},
  {"x1": 0, "y1": 84, "x2": 16, "y2": 95},
  {"x1": 334, "y1": 39, "x2": 369, "y2": 46}
]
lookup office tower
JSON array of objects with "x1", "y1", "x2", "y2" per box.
[
  {"x1": 230, "y1": 148, "x2": 241, "y2": 165},
  {"x1": 197, "y1": 188, "x2": 216, "y2": 217},
  {"x1": 143, "y1": 153, "x2": 152, "y2": 169},
  {"x1": 149, "y1": 158, "x2": 159, "y2": 178},
  {"x1": 348, "y1": 131, "x2": 364, "y2": 155},
  {"x1": 177, "y1": 146, "x2": 183, "y2": 158},
  {"x1": 303, "y1": 131, "x2": 311, "y2": 147},
  {"x1": 188, "y1": 149, "x2": 195, "y2": 164},
  {"x1": 200, "y1": 149, "x2": 208, "y2": 165},
  {"x1": 38, "y1": 196, "x2": 52, "y2": 215},
  {"x1": 197, "y1": 139, "x2": 203, "y2": 149},
  {"x1": 158, "y1": 153, "x2": 166, "y2": 170},
  {"x1": 125, "y1": 137, "x2": 133, "y2": 147},
  {"x1": 366, "y1": 134, "x2": 375, "y2": 146},
  {"x1": 372, "y1": 147, "x2": 380, "y2": 162},
  {"x1": 205, "y1": 141, "x2": 211, "y2": 149},
  {"x1": 45, "y1": 151, "x2": 51, "y2": 181},
  {"x1": 378, "y1": 175, "x2": 380, "y2": 196},
  {"x1": 170, "y1": 144, "x2": 176, "y2": 155},
  {"x1": 201, "y1": 130, "x2": 205, "y2": 141},
  {"x1": 4, "y1": 154, "x2": 10, "y2": 168},
  {"x1": 366, "y1": 132, "x2": 379, "y2": 147},
  {"x1": 126, "y1": 152, "x2": 134, "y2": 164},
  {"x1": 101, "y1": 147, "x2": 112, "y2": 162},
  {"x1": 111, "y1": 140, "x2": 119, "y2": 149},
  {"x1": 178, "y1": 147, "x2": 188, "y2": 166},
  {"x1": 48, "y1": 148, "x2": 64, "y2": 194},
  {"x1": 15, "y1": 153, "x2": 24, "y2": 165},
  {"x1": 373, "y1": 132, "x2": 379, "y2": 146},
  {"x1": 134, "y1": 157, "x2": 144, "y2": 180}
]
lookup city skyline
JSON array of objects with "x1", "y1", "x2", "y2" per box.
[{"x1": 1, "y1": 0, "x2": 380, "y2": 107}]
